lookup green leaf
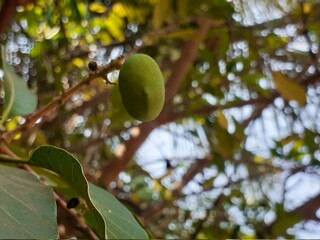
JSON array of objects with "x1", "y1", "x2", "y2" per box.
[
  {"x1": 167, "y1": 29, "x2": 196, "y2": 40},
  {"x1": 0, "y1": 164, "x2": 58, "y2": 239},
  {"x1": 212, "y1": 123, "x2": 235, "y2": 158},
  {"x1": 105, "y1": 12, "x2": 125, "y2": 40},
  {"x1": 27, "y1": 145, "x2": 107, "y2": 239},
  {"x1": 88, "y1": 183, "x2": 148, "y2": 239},
  {"x1": 30, "y1": 165, "x2": 71, "y2": 189},
  {"x1": 0, "y1": 45, "x2": 37, "y2": 125},
  {"x1": 271, "y1": 204, "x2": 300, "y2": 237},
  {"x1": 177, "y1": 0, "x2": 188, "y2": 18},
  {"x1": 69, "y1": 0, "x2": 82, "y2": 21},
  {"x1": 272, "y1": 72, "x2": 306, "y2": 105},
  {"x1": 216, "y1": 109, "x2": 228, "y2": 130},
  {"x1": 0, "y1": 46, "x2": 14, "y2": 124},
  {"x1": 152, "y1": 0, "x2": 171, "y2": 29},
  {"x1": 304, "y1": 129, "x2": 318, "y2": 153},
  {"x1": 27, "y1": 145, "x2": 147, "y2": 239},
  {"x1": 196, "y1": 225, "x2": 228, "y2": 239}
]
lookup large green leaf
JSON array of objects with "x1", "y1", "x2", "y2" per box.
[
  {"x1": 88, "y1": 183, "x2": 148, "y2": 239},
  {"x1": 0, "y1": 45, "x2": 37, "y2": 125},
  {"x1": 30, "y1": 167, "x2": 148, "y2": 239},
  {"x1": 27, "y1": 145, "x2": 147, "y2": 239},
  {"x1": 0, "y1": 164, "x2": 58, "y2": 239},
  {"x1": 28, "y1": 146, "x2": 106, "y2": 239}
]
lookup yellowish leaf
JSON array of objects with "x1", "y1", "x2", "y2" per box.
[
  {"x1": 72, "y1": 57, "x2": 84, "y2": 68},
  {"x1": 112, "y1": 3, "x2": 127, "y2": 18},
  {"x1": 253, "y1": 155, "x2": 265, "y2": 163},
  {"x1": 44, "y1": 26, "x2": 60, "y2": 40},
  {"x1": 105, "y1": 12, "x2": 125, "y2": 40},
  {"x1": 303, "y1": 3, "x2": 312, "y2": 14},
  {"x1": 167, "y1": 29, "x2": 196, "y2": 40},
  {"x1": 213, "y1": 124, "x2": 234, "y2": 158},
  {"x1": 273, "y1": 72, "x2": 306, "y2": 105},
  {"x1": 77, "y1": 2, "x2": 87, "y2": 17},
  {"x1": 216, "y1": 109, "x2": 228, "y2": 130},
  {"x1": 130, "y1": 193, "x2": 140, "y2": 204},
  {"x1": 5, "y1": 116, "x2": 21, "y2": 130},
  {"x1": 177, "y1": 0, "x2": 187, "y2": 18},
  {"x1": 164, "y1": 189, "x2": 172, "y2": 201},
  {"x1": 152, "y1": 180, "x2": 162, "y2": 192},
  {"x1": 81, "y1": 89, "x2": 94, "y2": 101},
  {"x1": 280, "y1": 134, "x2": 299, "y2": 145},
  {"x1": 97, "y1": 32, "x2": 112, "y2": 45},
  {"x1": 5, "y1": 116, "x2": 22, "y2": 140},
  {"x1": 152, "y1": 0, "x2": 171, "y2": 29},
  {"x1": 89, "y1": 2, "x2": 108, "y2": 14},
  {"x1": 26, "y1": 3, "x2": 34, "y2": 11}
]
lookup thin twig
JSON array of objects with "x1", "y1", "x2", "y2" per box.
[
  {"x1": 1, "y1": 55, "x2": 125, "y2": 144},
  {"x1": 54, "y1": 192, "x2": 98, "y2": 240}
]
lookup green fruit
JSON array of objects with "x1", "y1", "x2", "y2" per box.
[{"x1": 118, "y1": 54, "x2": 165, "y2": 122}]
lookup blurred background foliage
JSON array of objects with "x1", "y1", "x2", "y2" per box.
[{"x1": 2, "y1": 0, "x2": 320, "y2": 238}]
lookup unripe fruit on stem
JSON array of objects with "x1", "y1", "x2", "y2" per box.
[{"x1": 118, "y1": 54, "x2": 165, "y2": 122}]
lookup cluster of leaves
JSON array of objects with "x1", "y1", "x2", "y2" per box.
[
  {"x1": 1, "y1": 0, "x2": 320, "y2": 239},
  {"x1": 0, "y1": 146, "x2": 147, "y2": 239}
]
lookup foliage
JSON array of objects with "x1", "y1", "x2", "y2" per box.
[
  {"x1": 0, "y1": 164, "x2": 57, "y2": 239},
  {"x1": 1, "y1": 0, "x2": 320, "y2": 238}
]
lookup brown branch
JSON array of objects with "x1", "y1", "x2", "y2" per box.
[
  {"x1": 0, "y1": 143, "x2": 21, "y2": 159},
  {"x1": 1, "y1": 56, "x2": 124, "y2": 144},
  {"x1": 0, "y1": 0, "x2": 36, "y2": 34},
  {"x1": 241, "y1": 101, "x2": 272, "y2": 128},
  {"x1": 262, "y1": 188, "x2": 320, "y2": 236},
  {"x1": 0, "y1": 0, "x2": 18, "y2": 34},
  {"x1": 192, "y1": 91, "x2": 279, "y2": 116},
  {"x1": 40, "y1": 88, "x2": 112, "y2": 143},
  {"x1": 99, "y1": 19, "x2": 212, "y2": 187},
  {"x1": 172, "y1": 157, "x2": 211, "y2": 196},
  {"x1": 299, "y1": 2, "x2": 318, "y2": 65},
  {"x1": 164, "y1": 18, "x2": 212, "y2": 103},
  {"x1": 293, "y1": 193, "x2": 320, "y2": 221},
  {"x1": 141, "y1": 156, "x2": 211, "y2": 222},
  {"x1": 99, "y1": 120, "x2": 159, "y2": 187},
  {"x1": 190, "y1": 194, "x2": 223, "y2": 239},
  {"x1": 54, "y1": 192, "x2": 98, "y2": 239}
]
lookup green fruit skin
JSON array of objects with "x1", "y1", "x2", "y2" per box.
[{"x1": 118, "y1": 54, "x2": 165, "y2": 122}]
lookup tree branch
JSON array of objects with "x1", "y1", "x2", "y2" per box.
[
  {"x1": 141, "y1": 156, "x2": 211, "y2": 222},
  {"x1": 54, "y1": 192, "x2": 97, "y2": 239},
  {"x1": 1, "y1": 56, "x2": 124, "y2": 144},
  {"x1": 164, "y1": 18, "x2": 212, "y2": 103},
  {"x1": 293, "y1": 193, "x2": 320, "y2": 221},
  {"x1": 0, "y1": 0, "x2": 18, "y2": 35},
  {"x1": 0, "y1": 0, "x2": 36, "y2": 34}
]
